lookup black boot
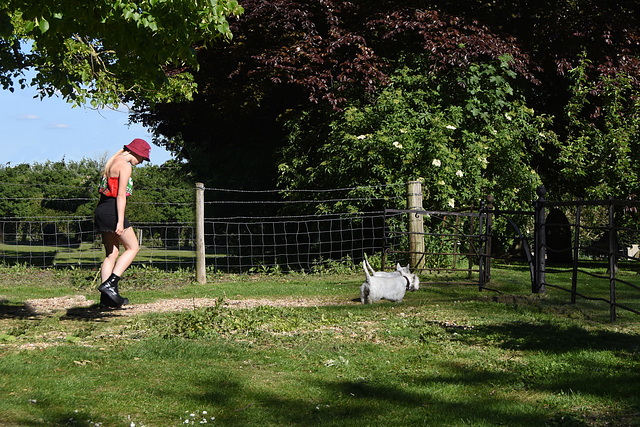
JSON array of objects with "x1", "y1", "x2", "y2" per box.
[
  {"x1": 98, "y1": 274, "x2": 128, "y2": 307},
  {"x1": 100, "y1": 281, "x2": 129, "y2": 307}
]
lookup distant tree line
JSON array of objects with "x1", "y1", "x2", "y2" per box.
[{"x1": 0, "y1": 159, "x2": 194, "y2": 224}]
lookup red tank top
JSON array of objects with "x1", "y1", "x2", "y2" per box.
[{"x1": 98, "y1": 176, "x2": 133, "y2": 197}]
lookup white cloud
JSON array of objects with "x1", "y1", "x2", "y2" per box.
[
  {"x1": 48, "y1": 123, "x2": 69, "y2": 129},
  {"x1": 19, "y1": 114, "x2": 39, "y2": 120}
]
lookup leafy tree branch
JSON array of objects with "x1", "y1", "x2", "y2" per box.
[{"x1": 0, "y1": 0, "x2": 244, "y2": 107}]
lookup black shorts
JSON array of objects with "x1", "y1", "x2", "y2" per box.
[{"x1": 94, "y1": 195, "x2": 131, "y2": 233}]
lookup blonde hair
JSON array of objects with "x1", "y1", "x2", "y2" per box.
[{"x1": 102, "y1": 148, "x2": 125, "y2": 177}]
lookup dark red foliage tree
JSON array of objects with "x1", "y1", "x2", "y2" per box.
[{"x1": 135, "y1": 0, "x2": 640, "y2": 194}]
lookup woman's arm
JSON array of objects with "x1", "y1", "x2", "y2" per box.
[{"x1": 115, "y1": 163, "x2": 132, "y2": 235}]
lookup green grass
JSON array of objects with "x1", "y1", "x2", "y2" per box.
[{"x1": 0, "y1": 263, "x2": 639, "y2": 426}]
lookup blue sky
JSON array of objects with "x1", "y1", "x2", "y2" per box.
[{"x1": 0, "y1": 83, "x2": 173, "y2": 167}]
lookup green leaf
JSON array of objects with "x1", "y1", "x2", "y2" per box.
[{"x1": 38, "y1": 18, "x2": 49, "y2": 33}]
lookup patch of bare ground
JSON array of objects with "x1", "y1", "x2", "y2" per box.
[
  {"x1": 0, "y1": 296, "x2": 355, "y2": 351},
  {"x1": 21, "y1": 295, "x2": 354, "y2": 317}
]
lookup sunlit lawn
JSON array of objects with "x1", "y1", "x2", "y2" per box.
[{"x1": 0, "y1": 262, "x2": 639, "y2": 426}]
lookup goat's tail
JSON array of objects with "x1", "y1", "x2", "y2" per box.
[
  {"x1": 362, "y1": 260, "x2": 371, "y2": 282},
  {"x1": 365, "y1": 259, "x2": 376, "y2": 276}
]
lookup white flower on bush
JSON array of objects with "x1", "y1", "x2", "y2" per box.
[
  {"x1": 446, "y1": 125, "x2": 457, "y2": 130},
  {"x1": 448, "y1": 198, "x2": 456, "y2": 208},
  {"x1": 357, "y1": 135, "x2": 367, "y2": 140},
  {"x1": 456, "y1": 170, "x2": 464, "y2": 177},
  {"x1": 438, "y1": 180, "x2": 445, "y2": 186},
  {"x1": 393, "y1": 141, "x2": 403, "y2": 149},
  {"x1": 505, "y1": 113, "x2": 512, "y2": 121},
  {"x1": 432, "y1": 158, "x2": 441, "y2": 167}
]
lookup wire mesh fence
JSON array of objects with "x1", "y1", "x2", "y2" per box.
[
  {"x1": 0, "y1": 183, "x2": 407, "y2": 273},
  {"x1": 0, "y1": 217, "x2": 197, "y2": 270},
  {"x1": 383, "y1": 209, "x2": 485, "y2": 285},
  {"x1": 2, "y1": 180, "x2": 639, "y2": 322},
  {"x1": 204, "y1": 211, "x2": 400, "y2": 273}
]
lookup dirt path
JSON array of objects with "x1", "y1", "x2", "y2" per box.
[{"x1": 22, "y1": 295, "x2": 353, "y2": 317}]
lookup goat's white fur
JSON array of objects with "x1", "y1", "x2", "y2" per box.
[{"x1": 360, "y1": 260, "x2": 419, "y2": 304}]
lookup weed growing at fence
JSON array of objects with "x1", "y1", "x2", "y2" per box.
[{"x1": 0, "y1": 264, "x2": 639, "y2": 426}]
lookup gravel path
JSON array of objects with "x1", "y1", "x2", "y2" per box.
[{"x1": 22, "y1": 295, "x2": 352, "y2": 317}]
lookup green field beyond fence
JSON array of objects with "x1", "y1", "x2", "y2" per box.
[{"x1": 0, "y1": 242, "x2": 198, "y2": 269}]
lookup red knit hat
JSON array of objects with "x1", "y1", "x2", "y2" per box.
[{"x1": 124, "y1": 138, "x2": 151, "y2": 161}]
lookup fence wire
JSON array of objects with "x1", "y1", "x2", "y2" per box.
[
  {"x1": 204, "y1": 211, "x2": 402, "y2": 273},
  {"x1": 0, "y1": 184, "x2": 406, "y2": 272}
]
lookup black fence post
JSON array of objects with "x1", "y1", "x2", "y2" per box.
[
  {"x1": 484, "y1": 194, "x2": 494, "y2": 285},
  {"x1": 571, "y1": 203, "x2": 582, "y2": 304},
  {"x1": 608, "y1": 197, "x2": 617, "y2": 323},
  {"x1": 534, "y1": 186, "x2": 546, "y2": 294},
  {"x1": 478, "y1": 200, "x2": 486, "y2": 291}
]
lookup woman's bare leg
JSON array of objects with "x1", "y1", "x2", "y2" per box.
[
  {"x1": 101, "y1": 232, "x2": 120, "y2": 281},
  {"x1": 99, "y1": 228, "x2": 138, "y2": 306},
  {"x1": 111, "y1": 227, "x2": 140, "y2": 277}
]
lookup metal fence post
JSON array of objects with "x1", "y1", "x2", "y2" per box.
[
  {"x1": 608, "y1": 197, "x2": 617, "y2": 323},
  {"x1": 571, "y1": 203, "x2": 582, "y2": 304},
  {"x1": 534, "y1": 186, "x2": 546, "y2": 294},
  {"x1": 478, "y1": 200, "x2": 486, "y2": 291},
  {"x1": 484, "y1": 194, "x2": 494, "y2": 285},
  {"x1": 407, "y1": 180, "x2": 425, "y2": 270},
  {"x1": 195, "y1": 182, "x2": 206, "y2": 284}
]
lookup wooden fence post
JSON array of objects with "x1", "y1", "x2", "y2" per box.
[
  {"x1": 195, "y1": 182, "x2": 206, "y2": 284},
  {"x1": 407, "y1": 180, "x2": 425, "y2": 270}
]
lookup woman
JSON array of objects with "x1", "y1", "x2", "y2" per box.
[{"x1": 95, "y1": 138, "x2": 150, "y2": 307}]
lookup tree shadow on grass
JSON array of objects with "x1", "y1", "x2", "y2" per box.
[
  {"x1": 8, "y1": 409, "x2": 101, "y2": 427},
  {"x1": 456, "y1": 320, "x2": 640, "y2": 354},
  {"x1": 0, "y1": 299, "x2": 122, "y2": 321},
  {"x1": 189, "y1": 373, "x2": 554, "y2": 426},
  {"x1": 0, "y1": 300, "x2": 37, "y2": 318}
]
